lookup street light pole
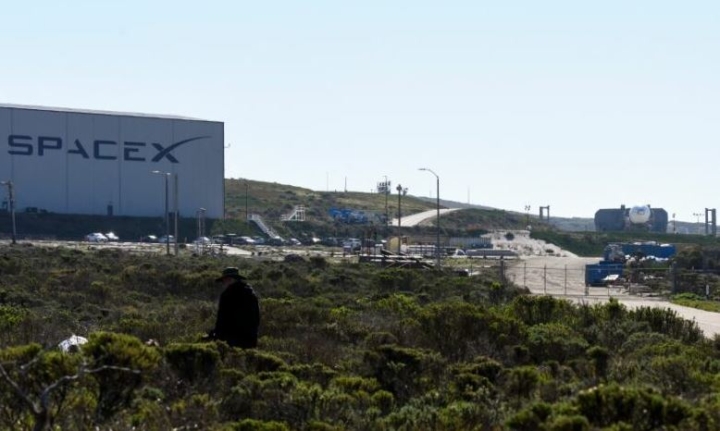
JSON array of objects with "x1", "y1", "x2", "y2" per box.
[
  {"x1": 152, "y1": 170, "x2": 171, "y2": 255},
  {"x1": 396, "y1": 184, "x2": 403, "y2": 254},
  {"x1": 197, "y1": 207, "x2": 206, "y2": 239},
  {"x1": 174, "y1": 173, "x2": 179, "y2": 256},
  {"x1": 524, "y1": 205, "x2": 531, "y2": 227},
  {"x1": 419, "y1": 168, "x2": 441, "y2": 269},
  {"x1": 383, "y1": 175, "x2": 389, "y2": 225},
  {"x1": 1, "y1": 181, "x2": 16, "y2": 244}
]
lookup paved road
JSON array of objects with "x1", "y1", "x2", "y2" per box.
[
  {"x1": 390, "y1": 208, "x2": 462, "y2": 227},
  {"x1": 506, "y1": 255, "x2": 720, "y2": 338}
]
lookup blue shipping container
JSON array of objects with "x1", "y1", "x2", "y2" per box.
[{"x1": 585, "y1": 263, "x2": 624, "y2": 286}]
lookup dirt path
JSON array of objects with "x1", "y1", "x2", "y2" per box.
[
  {"x1": 390, "y1": 208, "x2": 461, "y2": 227},
  {"x1": 506, "y1": 255, "x2": 720, "y2": 338}
]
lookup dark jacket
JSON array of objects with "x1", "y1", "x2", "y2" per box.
[{"x1": 211, "y1": 280, "x2": 260, "y2": 348}]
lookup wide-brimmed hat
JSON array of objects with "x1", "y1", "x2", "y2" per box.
[{"x1": 215, "y1": 267, "x2": 246, "y2": 282}]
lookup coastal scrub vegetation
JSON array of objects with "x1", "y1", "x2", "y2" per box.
[{"x1": 0, "y1": 245, "x2": 718, "y2": 430}]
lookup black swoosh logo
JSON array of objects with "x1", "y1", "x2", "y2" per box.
[{"x1": 151, "y1": 136, "x2": 210, "y2": 163}]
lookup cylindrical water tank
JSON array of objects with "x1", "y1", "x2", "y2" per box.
[{"x1": 628, "y1": 205, "x2": 652, "y2": 224}]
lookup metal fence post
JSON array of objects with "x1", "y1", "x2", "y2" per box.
[{"x1": 543, "y1": 265, "x2": 547, "y2": 295}]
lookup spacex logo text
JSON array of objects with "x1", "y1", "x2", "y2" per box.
[{"x1": 6, "y1": 135, "x2": 210, "y2": 163}]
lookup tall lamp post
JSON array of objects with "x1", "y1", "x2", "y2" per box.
[
  {"x1": 693, "y1": 212, "x2": 702, "y2": 234},
  {"x1": 396, "y1": 184, "x2": 403, "y2": 254},
  {"x1": 672, "y1": 213, "x2": 676, "y2": 234},
  {"x1": 197, "y1": 207, "x2": 206, "y2": 239},
  {"x1": 524, "y1": 205, "x2": 531, "y2": 227},
  {"x1": 245, "y1": 181, "x2": 249, "y2": 223},
  {"x1": 173, "y1": 173, "x2": 179, "y2": 255},
  {"x1": 419, "y1": 168, "x2": 441, "y2": 268},
  {"x1": 383, "y1": 175, "x2": 390, "y2": 225},
  {"x1": 152, "y1": 170, "x2": 172, "y2": 255},
  {"x1": 0, "y1": 181, "x2": 16, "y2": 244}
]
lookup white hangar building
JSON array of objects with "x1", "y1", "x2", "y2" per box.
[{"x1": 0, "y1": 104, "x2": 224, "y2": 219}]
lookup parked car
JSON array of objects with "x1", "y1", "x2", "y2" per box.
[
  {"x1": 104, "y1": 232, "x2": 120, "y2": 242},
  {"x1": 266, "y1": 237, "x2": 285, "y2": 246},
  {"x1": 321, "y1": 237, "x2": 341, "y2": 247},
  {"x1": 157, "y1": 235, "x2": 175, "y2": 244},
  {"x1": 299, "y1": 236, "x2": 321, "y2": 245},
  {"x1": 252, "y1": 236, "x2": 266, "y2": 245},
  {"x1": 139, "y1": 235, "x2": 158, "y2": 243},
  {"x1": 239, "y1": 236, "x2": 256, "y2": 245},
  {"x1": 85, "y1": 233, "x2": 108, "y2": 243},
  {"x1": 212, "y1": 234, "x2": 237, "y2": 245},
  {"x1": 193, "y1": 236, "x2": 212, "y2": 245}
]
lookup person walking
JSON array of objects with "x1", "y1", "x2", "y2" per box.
[{"x1": 206, "y1": 267, "x2": 260, "y2": 348}]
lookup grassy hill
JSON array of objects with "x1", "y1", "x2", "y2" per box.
[{"x1": 222, "y1": 179, "x2": 535, "y2": 241}]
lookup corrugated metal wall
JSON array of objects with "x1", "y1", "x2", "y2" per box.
[{"x1": 0, "y1": 106, "x2": 224, "y2": 218}]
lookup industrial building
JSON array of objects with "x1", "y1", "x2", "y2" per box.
[
  {"x1": 0, "y1": 104, "x2": 224, "y2": 219},
  {"x1": 594, "y1": 205, "x2": 668, "y2": 233}
]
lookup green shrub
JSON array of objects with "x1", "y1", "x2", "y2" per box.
[
  {"x1": 526, "y1": 323, "x2": 588, "y2": 363},
  {"x1": 371, "y1": 390, "x2": 395, "y2": 415},
  {"x1": 82, "y1": 332, "x2": 161, "y2": 422},
  {"x1": 329, "y1": 376, "x2": 380, "y2": 393},
  {"x1": 506, "y1": 402, "x2": 552, "y2": 431},
  {"x1": 230, "y1": 419, "x2": 290, "y2": 431},
  {"x1": 164, "y1": 343, "x2": 221, "y2": 383},
  {"x1": 286, "y1": 363, "x2": 337, "y2": 387},
  {"x1": 504, "y1": 366, "x2": 545, "y2": 401},
  {"x1": 546, "y1": 414, "x2": 590, "y2": 431},
  {"x1": 575, "y1": 383, "x2": 692, "y2": 430},
  {"x1": 363, "y1": 345, "x2": 445, "y2": 403},
  {"x1": 586, "y1": 346, "x2": 610, "y2": 381},
  {"x1": 630, "y1": 307, "x2": 703, "y2": 343},
  {"x1": 129, "y1": 399, "x2": 172, "y2": 430},
  {"x1": 0, "y1": 304, "x2": 27, "y2": 331}
]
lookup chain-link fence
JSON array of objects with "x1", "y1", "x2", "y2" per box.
[{"x1": 498, "y1": 260, "x2": 720, "y2": 299}]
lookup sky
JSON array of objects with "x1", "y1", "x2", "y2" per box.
[{"x1": 0, "y1": 1, "x2": 718, "y2": 220}]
